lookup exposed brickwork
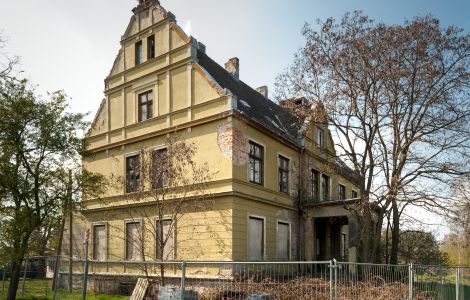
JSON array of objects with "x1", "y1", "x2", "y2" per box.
[{"x1": 217, "y1": 123, "x2": 248, "y2": 166}]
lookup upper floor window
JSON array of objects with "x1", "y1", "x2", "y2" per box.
[
  {"x1": 317, "y1": 128, "x2": 325, "y2": 149},
  {"x1": 152, "y1": 148, "x2": 168, "y2": 189},
  {"x1": 339, "y1": 184, "x2": 346, "y2": 200},
  {"x1": 135, "y1": 40, "x2": 143, "y2": 65},
  {"x1": 138, "y1": 91, "x2": 153, "y2": 121},
  {"x1": 278, "y1": 156, "x2": 289, "y2": 193},
  {"x1": 352, "y1": 190, "x2": 358, "y2": 199},
  {"x1": 147, "y1": 35, "x2": 155, "y2": 59},
  {"x1": 126, "y1": 155, "x2": 141, "y2": 193},
  {"x1": 311, "y1": 169, "x2": 319, "y2": 202},
  {"x1": 321, "y1": 174, "x2": 329, "y2": 201},
  {"x1": 249, "y1": 141, "x2": 263, "y2": 185}
]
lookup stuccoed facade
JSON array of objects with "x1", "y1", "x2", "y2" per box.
[{"x1": 64, "y1": 0, "x2": 362, "y2": 263}]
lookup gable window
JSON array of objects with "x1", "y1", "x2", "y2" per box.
[
  {"x1": 147, "y1": 35, "x2": 155, "y2": 59},
  {"x1": 321, "y1": 174, "x2": 329, "y2": 201},
  {"x1": 352, "y1": 190, "x2": 358, "y2": 199},
  {"x1": 138, "y1": 90, "x2": 153, "y2": 121},
  {"x1": 125, "y1": 221, "x2": 141, "y2": 261},
  {"x1": 339, "y1": 184, "x2": 346, "y2": 200},
  {"x1": 126, "y1": 155, "x2": 141, "y2": 193},
  {"x1": 278, "y1": 156, "x2": 289, "y2": 193},
  {"x1": 317, "y1": 128, "x2": 325, "y2": 149},
  {"x1": 135, "y1": 40, "x2": 143, "y2": 65},
  {"x1": 156, "y1": 218, "x2": 174, "y2": 260},
  {"x1": 93, "y1": 224, "x2": 106, "y2": 261},
  {"x1": 277, "y1": 221, "x2": 290, "y2": 261},
  {"x1": 248, "y1": 216, "x2": 265, "y2": 261},
  {"x1": 152, "y1": 148, "x2": 168, "y2": 189},
  {"x1": 311, "y1": 169, "x2": 319, "y2": 202},
  {"x1": 249, "y1": 142, "x2": 263, "y2": 185}
]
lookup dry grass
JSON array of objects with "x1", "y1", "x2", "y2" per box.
[{"x1": 197, "y1": 276, "x2": 433, "y2": 300}]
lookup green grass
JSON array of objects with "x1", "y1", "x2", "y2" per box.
[{"x1": 0, "y1": 279, "x2": 128, "y2": 300}]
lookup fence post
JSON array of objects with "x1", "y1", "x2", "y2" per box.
[
  {"x1": 329, "y1": 260, "x2": 333, "y2": 300},
  {"x1": 333, "y1": 259, "x2": 338, "y2": 300},
  {"x1": 456, "y1": 267, "x2": 460, "y2": 300},
  {"x1": 181, "y1": 261, "x2": 187, "y2": 293},
  {"x1": 53, "y1": 256, "x2": 61, "y2": 300},
  {"x1": 408, "y1": 263, "x2": 413, "y2": 300},
  {"x1": 21, "y1": 257, "x2": 28, "y2": 297},
  {"x1": 82, "y1": 230, "x2": 90, "y2": 300}
]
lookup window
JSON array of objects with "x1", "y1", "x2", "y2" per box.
[
  {"x1": 138, "y1": 90, "x2": 153, "y2": 121},
  {"x1": 352, "y1": 190, "x2": 358, "y2": 199},
  {"x1": 341, "y1": 233, "x2": 347, "y2": 260},
  {"x1": 311, "y1": 169, "x2": 319, "y2": 202},
  {"x1": 126, "y1": 222, "x2": 141, "y2": 261},
  {"x1": 278, "y1": 156, "x2": 289, "y2": 193},
  {"x1": 156, "y1": 219, "x2": 174, "y2": 260},
  {"x1": 248, "y1": 142, "x2": 263, "y2": 185},
  {"x1": 248, "y1": 216, "x2": 264, "y2": 260},
  {"x1": 152, "y1": 148, "x2": 168, "y2": 189},
  {"x1": 277, "y1": 222, "x2": 290, "y2": 261},
  {"x1": 126, "y1": 155, "x2": 141, "y2": 193},
  {"x1": 135, "y1": 40, "x2": 143, "y2": 65},
  {"x1": 321, "y1": 174, "x2": 329, "y2": 201},
  {"x1": 147, "y1": 35, "x2": 155, "y2": 59},
  {"x1": 93, "y1": 224, "x2": 106, "y2": 261},
  {"x1": 339, "y1": 184, "x2": 346, "y2": 200},
  {"x1": 317, "y1": 128, "x2": 325, "y2": 149}
]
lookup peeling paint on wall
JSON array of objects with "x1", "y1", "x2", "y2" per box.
[{"x1": 217, "y1": 122, "x2": 248, "y2": 166}]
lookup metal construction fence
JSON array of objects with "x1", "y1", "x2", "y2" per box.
[{"x1": 1, "y1": 256, "x2": 469, "y2": 299}]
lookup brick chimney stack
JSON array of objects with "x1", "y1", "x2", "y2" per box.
[
  {"x1": 225, "y1": 57, "x2": 239, "y2": 79},
  {"x1": 256, "y1": 86, "x2": 268, "y2": 98}
]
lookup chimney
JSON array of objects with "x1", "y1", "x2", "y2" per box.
[
  {"x1": 225, "y1": 57, "x2": 239, "y2": 79},
  {"x1": 256, "y1": 86, "x2": 268, "y2": 98},
  {"x1": 197, "y1": 42, "x2": 206, "y2": 53}
]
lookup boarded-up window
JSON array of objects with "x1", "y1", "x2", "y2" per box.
[
  {"x1": 156, "y1": 219, "x2": 174, "y2": 260},
  {"x1": 277, "y1": 222, "x2": 290, "y2": 261},
  {"x1": 93, "y1": 225, "x2": 106, "y2": 261},
  {"x1": 248, "y1": 216, "x2": 264, "y2": 261},
  {"x1": 126, "y1": 222, "x2": 141, "y2": 261}
]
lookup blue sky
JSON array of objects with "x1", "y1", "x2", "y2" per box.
[{"x1": 0, "y1": 0, "x2": 468, "y2": 117}]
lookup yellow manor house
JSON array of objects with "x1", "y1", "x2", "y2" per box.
[{"x1": 64, "y1": 0, "x2": 362, "y2": 264}]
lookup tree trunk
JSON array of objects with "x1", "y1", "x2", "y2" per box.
[
  {"x1": 372, "y1": 211, "x2": 384, "y2": 263},
  {"x1": 390, "y1": 201, "x2": 400, "y2": 264},
  {"x1": 7, "y1": 258, "x2": 23, "y2": 300}
]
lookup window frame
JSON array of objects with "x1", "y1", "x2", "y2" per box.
[
  {"x1": 151, "y1": 147, "x2": 168, "y2": 190},
  {"x1": 135, "y1": 40, "x2": 143, "y2": 65},
  {"x1": 248, "y1": 141, "x2": 264, "y2": 185},
  {"x1": 125, "y1": 154, "x2": 141, "y2": 194},
  {"x1": 247, "y1": 214, "x2": 266, "y2": 261},
  {"x1": 311, "y1": 169, "x2": 319, "y2": 202},
  {"x1": 321, "y1": 174, "x2": 330, "y2": 201},
  {"x1": 124, "y1": 219, "x2": 143, "y2": 261},
  {"x1": 276, "y1": 220, "x2": 291, "y2": 261},
  {"x1": 91, "y1": 222, "x2": 107, "y2": 261},
  {"x1": 339, "y1": 184, "x2": 346, "y2": 201},
  {"x1": 147, "y1": 35, "x2": 155, "y2": 60},
  {"x1": 352, "y1": 190, "x2": 358, "y2": 200},
  {"x1": 317, "y1": 128, "x2": 325, "y2": 149},
  {"x1": 278, "y1": 155, "x2": 289, "y2": 193},
  {"x1": 138, "y1": 90, "x2": 153, "y2": 122},
  {"x1": 155, "y1": 217, "x2": 175, "y2": 261}
]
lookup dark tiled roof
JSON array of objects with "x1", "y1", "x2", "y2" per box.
[{"x1": 196, "y1": 50, "x2": 303, "y2": 145}]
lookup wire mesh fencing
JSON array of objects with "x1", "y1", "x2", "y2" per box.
[{"x1": 1, "y1": 257, "x2": 470, "y2": 299}]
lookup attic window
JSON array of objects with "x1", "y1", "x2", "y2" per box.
[
  {"x1": 316, "y1": 128, "x2": 325, "y2": 149},
  {"x1": 135, "y1": 40, "x2": 143, "y2": 65},
  {"x1": 147, "y1": 35, "x2": 155, "y2": 59}
]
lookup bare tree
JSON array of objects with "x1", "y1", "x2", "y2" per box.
[
  {"x1": 109, "y1": 135, "x2": 214, "y2": 285},
  {"x1": 0, "y1": 31, "x2": 18, "y2": 79},
  {"x1": 276, "y1": 12, "x2": 470, "y2": 263}
]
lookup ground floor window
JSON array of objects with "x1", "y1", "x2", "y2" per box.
[
  {"x1": 248, "y1": 216, "x2": 265, "y2": 260},
  {"x1": 93, "y1": 224, "x2": 106, "y2": 261},
  {"x1": 156, "y1": 218, "x2": 175, "y2": 260},
  {"x1": 277, "y1": 221, "x2": 290, "y2": 261},
  {"x1": 126, "y1": 221, "x2": 142, "y2": 261}
]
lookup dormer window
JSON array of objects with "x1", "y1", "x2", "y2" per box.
[
  {"x1": 135, "y1": 40, "x2": 143, "y2": 65},
  {"x1": 317, "y1": 128, "x2": 325, "y2": 149}
]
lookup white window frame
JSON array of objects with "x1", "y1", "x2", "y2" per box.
[
  {"x1": 91, "y1": 222, "x2": 108, "y2": 261},
  {"x1": 154, "y1": 216, "x2": 176, "y2": 261},
  {"x1": 246, "y1": 138, "x2": 266, "y2": 186},
  {"x1": 247, "y1": 214, "x2": 266, "y2": 261},
  {"x1": 276, "y1": 220, "x2": 291, "y2": 261}
]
